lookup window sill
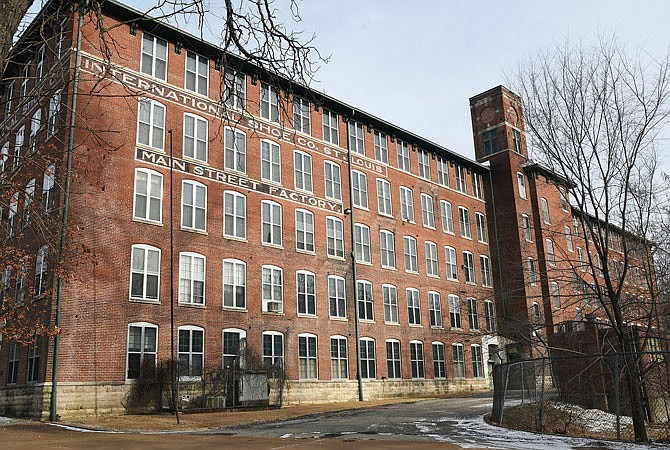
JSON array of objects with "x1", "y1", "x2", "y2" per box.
[
  {"x1": 384, "y1": 321, "x2": 400, "y2": 326},
  {"x1": 409, "y1": 323, "x2": 422, "y2": 328},
  {"x1": 261, "y1": 242, "x2": 283, "y2": 250},
  {"x1": 427, "y1": 274, "x2": 440, "y2": 279},
  {"x1": 183, "y1": 156, "x2": 209, "y2": 166},
  {"x1": 423, "y1": 225, "x2": 436, "y2": 230},
  {"x1": 405, "y1": 270, "x2": 419, "y2": 275},
  {"x1": 136, "y1": 144, "x2": 165, "y2": 154},
  {"x1": 430, "y1": 325, "x2": 444, "y2": 330},
  {"x1": 297, "y1": 314, "x2": 317, "y2": 319},
  {"x1": 262, "y1": 310, "x2": 284, "y2": 315},
  {"x1": 327, "y1": 254, "x2": 346, "y2": 261},
  {"x1": 180, "y1": 227, "x2": 208, "y2": 235},
  {"x1": 129, "y1": 298, "x2": 160, "y2": 305},
  {"x1": 178, "y1": 302, "x2": 206, "y2": 309},
  {"x1": 294, "y1": 187, "x2": 315, "y2": 195},
  {"x1": 223, "y1": 235, "x2": 247, "y2": 243},
  {"x1": 446, "y1": 277, "x2": 459, "y2": 282},
  {"x1": 356, "y1": 260, "x2": 372, "y2": 266},
  {"x1": 381, "y1": 266, "x2": 397, "y2": 271},
  {"x1": 329, "y1": 316, "x2": 348, "y2": 321},
  {"x1": 296, "y1": 248, "x2": 316, "y2": 256},
  {"x1": 132, "y1": 217, "x2": 163, "y2": 227},
  {"x1": 222, "y1": 306, "x2": 247, "y2": 312},
  {"x1": 359, "y1": 319, "x2": 375, "y2": 324},
  {"x1": 378, "y1": 212, "x2": 394, "y2": 218}
]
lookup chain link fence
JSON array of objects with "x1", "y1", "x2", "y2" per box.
[{"x1": 491, "y1": 352, "x2": 670, "y2": 442}]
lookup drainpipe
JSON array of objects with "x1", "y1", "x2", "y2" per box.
[
  {"x1": 345, "y1": 112, "x2": 364, "y2": 401},
  {"x1": 50, "y1": 0, "x2": 88, "y2": 422}
]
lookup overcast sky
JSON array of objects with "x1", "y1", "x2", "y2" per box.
[{"x1": 28, "y1": 0, "x2": 668, "y2": 162}]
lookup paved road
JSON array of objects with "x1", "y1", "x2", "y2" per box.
[{"x1": 222, "y1": 395, "x2": 668, "y2": 450}]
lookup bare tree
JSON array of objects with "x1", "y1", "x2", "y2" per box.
[{"x1": 514, "y1": 37, "x2": 670, "y2": 442}]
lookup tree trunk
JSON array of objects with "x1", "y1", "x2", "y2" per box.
[
  {"x1": 0, "y1": 0, "x2": 33, "y2": 75},
  {"x1": 623, "y1": 342, "x2": 648, "y2": 441}
]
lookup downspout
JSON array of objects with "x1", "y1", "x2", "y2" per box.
[
  {"x1": 50, "y1": 0, "x2": 87, "y2": 422},
  {"x1": 345, "y1": 111, "x2": 364, "y2": 401}
]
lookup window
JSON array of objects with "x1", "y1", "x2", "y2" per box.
[
  {"x1": 36, "y1": 45, "x2": 46, "y2": 80},
  {"x1": 449, "y1": 294, "x2": 461, "y2": 328},
  {"x1": 379, "y1": 230, "x2": 396, "y2": 269},
  {"x1": 7, "y1": 192, "x2": 18, "y2": 238},
  {"x1": 428, "y1": 291, "x2": 442, "y2": 327},
  {"x1": 541, "y1": 198, "x2": 551, "y2": 224},
  {"x1": 29, "y1": 109, "x2": 41, "y2": 155},
  {"x1": 356, "y1": 280, "x2": 374, "y2": 321},
  {"x1": 441, "y1": 200, "x2": 454, "y2": 234},
  {"x1": 295, "y1": 209, "x2": 315, "y2": 252},
  {"x1": 22, "y1": 178, "x2": 35, "y2": 225},
  {"x1": 348, "y1": 121, "x2": 365, "y2": 155},
  {"x1": 0, "y1": 142, "x2": 8, "y2": 174},
  {"x1": 127, "y1": 323, "x2": 157, "y2": 379},
  {"x1": 407, "y1": 288, "x2": 421, "y2": 325},
  {"x1": 322, "y1": 109, "x2": 339, "y2": 145},
  {"x1": 418, "y1": 149, "x2": 430, "y2": 179},
  {"x1": 425, "y1": 241, "x2": 439, "y2": 277},
  {"x1": 351, "y1": 170, "x2": 368, "y2": 208},
  {"x1": 513, "y1": 129, "x2": 522, "y2": 153},
  {"x1": 360, "y1": 338, "x2": 376, "y2": 379},
  {"x1": 137, "y1": 98, "x2": 165, "y2": 150},
  {"x1": 328, "y1": 275, "x2": 346, "y2": 318},
  {"x1": 437, "y1": 157, "x2": 449, "y2": 186},
  {"x1": 480, "y1": 255, "x2": 492, "y2": 288},
  {"x1": 185, "y1": 51, "x2": 208, "y2": 96},
  {"x1": 34, "y1": 245, "x2": 49, "y2": 297},
  {"x1": 484, "y1": 300, "x2": 496, "y2": 332},
  {"x1": 483, "y1": 129, "x2": 499, "y2": 155},
  {"x1": 522, "y1": 214, "x2": 532, "y2": 241},
  {"x1": 223, "y1": 259, "x2": 246, "y2": 309},
  {"x1": 14, "y1": 258, "x2": 26, "y2": 304},
  {"x1": 532, "y1": 302, "x2": 542, "y2": 327},
  {"x1": 298, "y1": 333, "x2": 318, "y2": 379},
  {"x1": 546, "y1": 239, "x2": 556, "y2": 266},
  {"x1": 178, "y1": 326, "x2": 204, "y2": 378},
  {"x1": 403, "y1": 236, "x2": 418, "y2": 273},
  {"x1": 445, "y1": 246, "x2": 458, "y2": 280},
  {"x1": 7, "y1": 342, "x2": 19, "y2": 384},
  {"x1": 517, "y1": 173, "x2": 527, "y2": 199},
  {"x1": 224, "y1": 70, "x2": 246, "y2": 109},
  {"x1": 26, "y1": 337, "x2": 40, "y2": 382},
  {"x1": 386, "y1": 340, "x2": 401, "y2": 379},
  {"x1": 421, "y1": 194, "x2": 435, "y2": 228},
  {"x1": 471, "y1": 345, "x2": 484, "y2": 378},
  {"x1": 565, "y1": 226, "x2": 573, "y2": 252},
  {"x1": 20, "y1": 65, "x2": 29, "y2": 100},
  {"x1": 183, "y1": 114, "x2": 208, "y2": 162},
  {"x1": 432, "y1": 342, "x2": 446, "y2": 378},
  {"x1": 293, "y1": 97, "x2": 311, "y2": 134},
  {"x1": 55, "y1": 17, "x2": 67, "y2": 60},
  {"x1": 179, "y1": 253, "x2": 205, "y2": 305},
  {"x1": 382, "y1": 284, "x2": 398, "y2": 323},
  {"x1": 222, "y1": 328, "x2": 246, "y2": 369},
  {"x1": 472, "y1": 173, "x2": 483, "y2": 200},
  {"x1": 262, "y1": 332, "x2": 284, "y2": 370},
  {"x1": 223, "y1": 191, "x2": 246, "y2": 239},
  {"x1": 467, "y1": 298, "x2": 479, "y2": 330},
  {"x1": 326, "y1": 216, "x2": 344, "y2": 258},
  {"x1": 141, "y1": 34, "x2": 167, "y2": 80},
  {"x1": 261, "y1": 83, "x2": 279, "y2": 122},
  {"x1": 130, "y1": 244, "x2": 160, "y2": 301},
  {"x1": 399, "y1": 186, "x2": 414, "y2": 222},
  {"x1": 374, "y1": 131, "x2": 388, "y2": 163},
  {"x1": 354, "y1": 223, "x2": 371, "y2": 263},
  {"x1": 376, "y1": 179, "x2": 392, "y2": 215},
  {"x1": 463, "y1": 251, "x2": 475, "y2": 284},
  {"x1": 472, "y1": 214, "x2": 488, "y2": 245},
  {"x1": 48, "y1": 90, "x2": 61, "y2": 137},
  {"x1": 224, "y1": 127, "x2": 246, "y2": 173},
  {"x1": 410, "y1": 341, "x2": 425, "y2": 379},
  {"x1": 396, "y1": 140, "x2": 410, "y2": 172},
  {"x1": 324, "y1": 161, "x2": 342, "y2": 200},
  {"x1": 452, "y1": 343, "x2": 465, "y2": 378},
  {"x1": 559, "y1": 186, "x2": 569, "y2": 211},
  {"x1": 577, "y1": 247, "x2": 585, "y2": 271},
  {"x1": 295, "y1": 270, "x2": 317, "y2": 316},
  {"x1": 261, "y1": 200, "x2": 282, "y2": 246},
  {"x1": 260, "y1": 140, "x2": 281, "y2": 183},
  {"x1": 181, "y1": 180, "x2": 206, "y2": 231},
  {"x1": 455, "y1": 165, "x2": 467, "y2": 193},
  {"x1": 294, "y1": 150, "x2": 313, "y2": 192},
  {"x1": 330, "y1": 336, "x2": 348, "y2": 379},
  {"x1": 4, "y1": 81, "x2": 13, "y2": 115},
  {"x1": 528, "y1": 257, "x2": 537, "y2": 285},
  {"x1": 551, "y1": 281, "x2": 561, "y2": 309},
  {"x1": 458, "y1": 206, "x2": 471, "y2": 239},
  {"x1": 14, "y1": 126, "x2": 24, "y2": 169},
  {"x1": 262, "y1": 265, "x2": 283, "y2": 313}
]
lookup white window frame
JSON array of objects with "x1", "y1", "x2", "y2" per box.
[
  {"x1": 224, "y1": 70, "x2": 246, "y2": 110},
  {"x1": 130, "y1": 244, "x2": 161, "y2": 302},
  {"x1": 458, "y1": 206, "x2": 471, "y2": 239},
  {"x1": 260, "y1": 139, "x2": 281, "y2": 183},
  {"x1": 546, "y1": 239, "x2": 556, "y2": 266},
  {"x1": 178, "y1": 325, "x2": 204, "y2": 379},
  {"x1": 396, "y1": 140, "x2": 410, "y2": 172},
  {"x1": 354, "y1": 223, "x2": 371, "y2": 263},
  {"x1": 183, "y1": 113, "x2": 208, "y2": 163},
  {"x1": 133, "y1": 168, "x2": 163, "y2": 224},
  {"x1": 379, "y1": 229, "x2": 396, "y2": 269},
  {"x1": 476, "y1": 212, "x2": 488, "y2": 243},
  {"x1": 298, "y1": 333, "x2": 318, "y2": 380},
  {"x1": 428, "y1": 291, "x2": 442, "y2": 328},
  {"x1": 399, "y1": 186, "x2": 414, "y2": 222},
  {"x1": 324, "y1": 160, "x2": 342, "y2": 201},
  {"x1": 178, "y1": 252, "x2": 205, "y2": 305},
  {"x1": 480, "y1": 255, "x2": 492, "y2": 288},
  {"x1": 348, "y1": 121, "x2": 365, "y2": 155},
  {"x1": 294, "y1": 150, "x2": 313, "y2": 192},
  {"x1": 441, "y1": 200, "x2": 454, "y2": 234},
  {"x1": 261, "y1": 200, "x2": 282, "y2": 246},
  {"x1": 517, "y1": 172, "x2": 527, "y2": 199},
  {"x1": 322, "y1": 109, "x2": 339, "y2": 145},
  {"x1": 222, "y1": 328, "x2": 247, "y2": 369},
  {"x1": 565, "y1": 226, "x2": 573, "y2": 252},
  {"x1": 445, "y1": 246, "x2": 458, "y2": 281},
  {"x1": 295, "y1": 209, "x2": 315, "y2": 253},
  {"x1": 181, "y1": 180, "x2": 207, "y2": 232},
  {"x1": 296, "y1": 270, "x2": 317, "y2": 316},
  {"x1": 386, "y1": 339, "x2": 401, "y2": 379},
  {"x1": 463, "y1": 251, "x2": 475, "y2": 284},
  {"x1": 328, "y1": 275, "x2": 346, "y2": 319},
  {"x1": 421, "y1": 193, "x2": 435, "y2": 228},
  {"x1": 449, "y1": 294, "x2": 461, "y2": 329},
  {"x1": 425, "y1": 241, "x2": 439, "y2": 277},
  {"x1": 472, "y1": 173, "x2": 483, "y2": 200},
  {"x1": 351, "y1": 170, "x2": 368, "y2": 209},
  {"x1": 223, "y1": 258, "x2": 246, "y2": 309},
  {"x1": 47, "y1": 90, "x2": 61, "y2": 137},
  {"x1": 330, "y1": 335, "x2": 348, "y2": 379},
  {"x1": 29, "y1": 109, "x2": 41, "y2": 155},
  {"x1": 551, "y1": 281, "x2": 561, "y2": 309},
  {"x1": 407, "y1": 288, "x2": 421, "y2": 326},
  {"x1": 403, "y1": 236, "x2": 418, "y2": 273},
  {"x1": 374, "y1": 131, "x2": 388, "y2": 163},
  {"x1": 359, "y1": 337, "x2": 376, "y2": 379},
  {"x1": 456, "y1": 165, "x2": 467, "y2": 193},
  {"x1": 262, "y1": 265, "x2": 283, "y2": 313},
  {"x1": 382, "y1": 284, "x2": 398, "y2": 324},
  {"x1": 356, "y1": 279, "x2": 374, "y2": 321},
  {"x1": 432, "y1": 342, "x2": 446, "y2": 379},
  {"x1": 223, "y1": 190, "x2": 246, "y2": 240},
  {"x1": 185, "y1": 50, "x2": 209, "y2": 96},
  {"x1": 484, "y1": 300, "x2": 496, "y2": 332},
  {"x1": 326, "y1": 216, "x2": 344, "y2": 258},
  {"x1": 409, "y1": 340, "x2": 425, "y2": 379},
  {"x1": 137, "y1": 98, "x2": 165, "y2": 150},
  {"x1": 522, "y1": 214, "x2": 532, "y2": 242},
  {"x1": 14, "y1": 125, "x2": 24, "y2": 170},
  {"x1": 293, "y1": 96, "x2": 311, "y2": 134},
  {"x1": 261, "y1": 83, "x2": 279, "y2": 122},
  {"x1": 224, "y1": 127, "x2": 246, "y2": 173},
  {"x1": 126, "y1": 322, "x2": 158, "y2": 380},
  {"x1": 528, "y1": 257, "x2": 537, "y2": 285},
  {"x1": 140, "y1": 33, "x2": 167, "y2": 80},
  {"x1": 467, "y1": 297, "x2": 479, "y2": 330},
  {"x1": 471, "y1": 344, "x2": 484, "y2": 378},
  {"x1": 437, "y1": 157, "x2": 449, "y2": 186},
  {"x1": 36, "y1": 45, "x2": 45, "y2": 80},
  {"x1": 376, "y1": 178, "x2": 392, "y2": 216},
  {"x1": 262, "y1": 331, "x2": 284, "y2": 369},
  {"x1": 541, "y1": 197, "x2": 551, "y2": 224},
  {"x1": 418, "y1": 149, "x2": 430, "y2": 179},
  {"x1": 452, "y1": 343, "x2": 465, "y2": 378}
]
